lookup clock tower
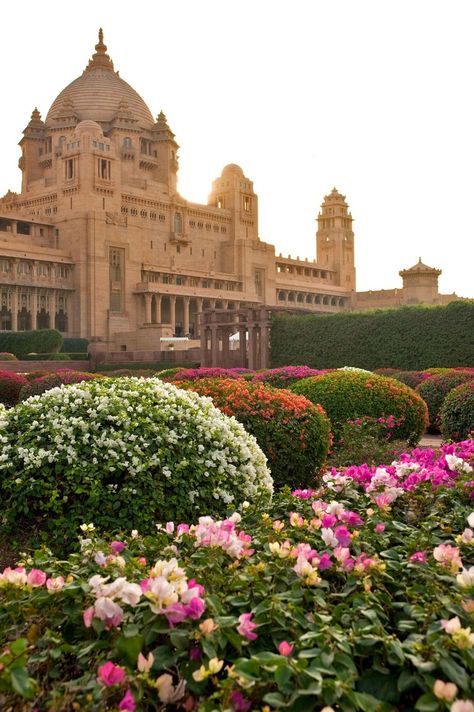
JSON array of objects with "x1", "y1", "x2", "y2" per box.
[{"x1": 316, "y1": 187, "x2": 356, "y2": 290}]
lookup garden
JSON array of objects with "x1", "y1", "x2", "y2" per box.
[{"x1": 0, "y1": 363, "x2": 473, "y2": 711}]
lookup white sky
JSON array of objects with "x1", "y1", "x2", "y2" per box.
[{"x1": 1, "y1": 0, "x2": 473, "y2": 298}]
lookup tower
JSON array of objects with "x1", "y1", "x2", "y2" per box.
[{"x1": 316, "y1": 187, "x2": 356, "y2": 290}]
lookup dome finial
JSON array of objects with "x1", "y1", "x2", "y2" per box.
[{"x1": 85, "y1": 28, "x2": 114, "y2": 72}]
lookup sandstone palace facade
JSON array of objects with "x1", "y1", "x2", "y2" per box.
[{"x1": 0, "y1": 31, "x2": 462, "y2": 359}]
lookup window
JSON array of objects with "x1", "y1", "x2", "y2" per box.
[
  {"x1": 17, "y1": 262, "x2": 32, "y2": 275},
  {"x1": 243, "y1": 196, "x2": 251, "y2": 212},
  {"x1": 56, "y1": 265, "x2": 69, "y2": 279},
  {"x1": 37, "y1": 263, "x2": 51, "y2": 277},
  {"x1": 0, "y1": 259, "x2": 12, "y2": 274},
  {"x1": 98, "y1": 159, "x2": 111, "y2": 180},
  {"x1": 65, "y1": 158, "x2": 75, "y2": 180},
  {"x1": 254, "y1": 269, "x2": 264, "y2": 297},
  {"x1": 123, "y1": 137, "x2": 132, "y2": 148},
  {"x1": 217, "y1": 196, "x2": 224, "y2": 208},
  {"x1": 109, "y1": 248, "x2": 125, "y2": 312},
  {"x1": 174, "y1": 213, "x2": 182, "y2": 233}
]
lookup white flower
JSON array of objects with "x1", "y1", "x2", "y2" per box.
[{"x1": 468, "y1": 512, "x2": 474, "y2": 528}]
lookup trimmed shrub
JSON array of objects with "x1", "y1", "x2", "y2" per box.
[
  {"x1": 270, "y1": 301, "x2": 474, "y2": 369},
  {"x1": 22, "y1": 352, "x2": 72, "y2": 361},
  {"x1": 174, "y1": 378, "x2": 331, "y2": 488},
  {"x1": 390, "y1": 370, "x2": 432, "y2": 389},
  {"x1": 0, "y1": 371, "x2": 28, "y2": 407},
  {"x1": 373, "y1": 367, "x2": 401, "y2": 376},
  {"x1": 440, "y1": 380, "x2": 474, "y2": 440},
  {"x1": 417, "y1": 371, "x2": 474, "y2": 432},
  {"x1": 252, "y1": 365, "x2": 325, "y2": 388},
  {"x1": 291, "y1": 370, "x2": 428, "y2": 445},
  {"x1": 0, "y1": 377, "x2": 272, "y2": 549},
  {"x1": 60, "y1": 337, "x2": 89, "y2": 353},
  {"x1": 0, "y1": 352, "x2": 17, "y2": 361},
  {"x1": 168, "y1": 367, "x2": 251, "y2": 382},
  {"x1": 95, "y1": 361, "x2": 200, "y2": 373},
  {"x1": 156, "y1": 367, "x2": 184, "y2": 381},
  {"x1": 0, "y1": 329, "x2": 63, "y2": 358},
  {"x1": 18, "y1": 370, "x2": 100, "y2": 401}
]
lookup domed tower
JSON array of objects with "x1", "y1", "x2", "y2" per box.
[
  {"x1": 316, "y1": 187, "x2": 356, "y2": 290},
  {"x1": 208, "y1": 163, "x2": 259, "y2": 241},
  {"x1": 399, "y1": 258, "x2": 442, "y2": 304}
]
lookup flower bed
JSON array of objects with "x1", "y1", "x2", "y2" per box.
[
  {"x1": 0, "y1": 371, "x2": 28, "y2": 407},
  {"x1": 0, "y1": 377, "x2": 272, "y2": 551},
  {"x1": 18, "y1": 368, "x2": 101, "y2": 401},
  {"x1": 0, "y1": 440, "x2": 473, "y2": 710},
  {"x1": 441, "y1": 381, "x2": 474, "y2": 441},
  {"x1": 164, "y1": 367, "x2": 253, "y2": 382},
  {"x1": 252, "y1": 366, "x2": 326, "y2": 388},
  {"x1": 417, "y1": 371, "x2": 474, "y2": 433},
  {"x1": 174, "y1": 378, "x2": 332, "y2": 488}
]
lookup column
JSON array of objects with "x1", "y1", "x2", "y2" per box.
[
  {"x1": 11, "y1": 288, "x2": 18, "y2": 331},
  {"x1": 260, "y1": 322, "x2": 270, "y2": 369},
  {"x1": 196, "y1": 297, "x2": 204, "y2": 337},
  {"x1": 247, "y1": 322, "x2": 255, "y2": 370},
  {"x1": 170, "y1": 295, "x2": 176, "y2": 335},
  {"x1": 210, "y1": 324, "x2": 219, "y2": 366},
  {"x1": 31, "y1": 289, "x2": 38, "y2": 330},
  {"x1": 238, "y1": 326, "x2": 247, "y2": 368},
  {"x1": 144, "y1": 293, "x2": 152, "y2": 323},
  {"x1": 156, "y1": 295, "x2": 162, "y2": 323},
  {"x1": 183, "y1": 296, "x2": 190, "y2": 335}
]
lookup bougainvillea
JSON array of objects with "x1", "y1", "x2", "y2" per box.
[
  {"x1": 0, "y1": 377, "x2": 272, "y2": 550},
  {"x1": 0, "y1": 370, "x2": 28, "y2": 407},
  {"x1": 174, "y1": 378, "x2": 332, "y2": 488},
  {"x1": 165, "y1": 367, "x2": 252, "y2": 382},
  {"x1": 0, "y1": 440, "x2": 473, "y2": 710},
  {"x1": 441, "y1": 381, "x2": 474, "y2": 441},
  {"x1": 291, "y1": 370, "x2": 428, "y2": 445},
  {"x1": 252, "y1": 366, "x2": 326, "y2": 389},
  {"x1": 417, "y1": 371, "x2": 474, "y2": 433},
  {"x1": 18, "y1": 369, "x2": 101, "y2": 401}
]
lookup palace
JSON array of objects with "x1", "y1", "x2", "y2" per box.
[{"x1": 0, "y1": 31, "x2": 463, "y2": 361}]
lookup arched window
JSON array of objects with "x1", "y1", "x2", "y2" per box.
[
  {"x1": 123, "y1": 137, "x2": 132, "y2": 148},
  {"x1": 174, "y1": 213, "x2": 182, "y2": 233}
]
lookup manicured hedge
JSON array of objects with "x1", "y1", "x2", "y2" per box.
[
  {"x1": 270, "y1": 301, "x2": 474, "y2": 369},
  {"x1": 291, "y1": 370, "x2": 428, "y2": 445},
  {"x1": 417, "y1": 371, "x2": 474, "y2": 432},
  {"x1": 0, "y1": 371, "x2": 28, "y2": 407},
  {"x1": 95, "y1": 361, "x2": 200, "y2": 373},
  {"x1": 60, "y1": 338, "x2": 89, "y2": 353},
  {"x1": 440, "y1": 380, "x2": 474, "y2": 440},
  {"x1": 0, "y1": 330, "x2": 63, "y2": 359}
]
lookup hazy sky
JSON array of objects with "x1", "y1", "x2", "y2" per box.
[{"x1": 1, "y1": 0, "x2": 473, "y2": 298}]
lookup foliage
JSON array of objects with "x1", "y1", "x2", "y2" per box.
[
  {"x1": 291, "y1": 370, "x2": 428, "y2": 445},
  {"x1": 155, "y1": 367, "x2": 184, "y2": 380},
  {"x1": 270, "y1": 301, "x2": 474, "y2": 369},
  {"x1": 252, "y1": 365, "x2": 326, "y2": 388},
  {"x1": 95, "y1": 362, "x2": 200, "y2": 373},
  {"x1": 23, "y1": 352, "x2": 72, "y2": 361},
  {"x1": 18, "y1": 369, "x2": 100, "y2": 401},
  {"x1": 167, "y1": 367, "x2": 252, "y2": 382},
  {"x1": 0, "y1": 441, "x2": 473, "y2": 710},
  {"x1": 0, "y1": 329, "x2": 63, "y2": 359},
  {"x1": 390, "y1": 370, "x2": 433, "y2": 389},
  {"x1": 60, "y1": 337, "x2": 90, "y2": 353},
  {"x1": 174, "y1": 378, "x2": 332, "y2": 489},
  {"x1": 0, "y1": 377, "x2": 272, "y2": 552},
  {"x1": 441, "y1": 381, "x2": 474, "y2": 441},
  {"x1": 0, "y1": 371, "x2": 28, "y2": 407},
  {"x1": 417, "y1": 372, "x2": 474, "y2": 433},
  {"x1": 0, "y1": 352, "x2": 17, "y2": 361},
  {"x1": 328, "y1": 416, "x2": 408, "y2": 468}
]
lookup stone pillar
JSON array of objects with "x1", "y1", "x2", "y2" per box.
[
  {"x1": 170, "y1": 295, "x2": 176, "y2": 334},
  {"x1": 200, "y1": 322, "x2": 209, "y2": 366},
  {"x1": 196, "y1": 298, "x2": 204, "y2": 337},
  {"x1": 11, "y1": 289, "x2": 18, "y2": 331},
  {"x1": 222, "y1": 326, "x2": 231, "y2": 366},
  {"x1": 210, "y1": 324, "x2": 219, "y2": 366},
  {"x1": 238, "y1": 326, "x2": 247, "y2": 368},
  {"x1": 183, "y1": 296, "x2": 190, "y2": 335},
  {"x1": 156, "y1": 294, "x2": 162, "y2": 323},
  {"x1": 31, "y1": 289, "x2": 38, "y2": 330},
  {"x1": 247, "y1": 321, "x2": 256, "y2": 370},
  {"x1": 144, "y1": 293, "x2": 152, "y2": 324},
  {"x1": 260, "y1": 322, "x2": 270, "y2": 369}
]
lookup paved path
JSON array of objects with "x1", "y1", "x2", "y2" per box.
[{"x1": 418, "y1": 434, "x2": 443, "y2": 448}]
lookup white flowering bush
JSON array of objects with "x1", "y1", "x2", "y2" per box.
[{"x1": 0, "y1": 377, "x2": 272, "y2": 550}]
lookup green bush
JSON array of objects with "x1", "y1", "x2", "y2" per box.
[
  {"x1": 270, "y1": 301, "x2": 474, "y2": 369},
  {"x1": 417, "y1": 371, "x2": 474, "y2": 432},
  {"x1": 291, "y1": 370, "x2": 428, "y2": 445},
  {"x1": 0, "y1": 378, "x2": 272, "y2": 550},
  {"x1": 0, "y1": 329, "x2": 63, "y2": 359},
  {"x1": 23, "y1": 352, "x2": 72, "y2": 361},
  {"x1": 174, "y1": 378, "x2": 331, "y2": 488},
  {"x1": 60, "y1": 337, "x2": 89, "y2": 353},
  {"x1": 440, "y1": 380, "x2": 474, "y2": 440},
  {"x1": 18, "y1": 370, "x2": 100, "y2": 401},
  {"x1": 0, "y1": 371, "x2": 28, "y2": 407},
  {"x1": 95, "y1": 361, "x2": 200, "y2": 373},
  {"x1": 0, "y1": 352, "x2": 17, "y2": 361}
]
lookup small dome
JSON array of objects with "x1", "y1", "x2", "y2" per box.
[
  {"x1": 75, "y1": 120, "x2": 103, "y2": 135},
  {"x1": 45, "y1": 30, "x2": 154, "y2": 130},
  {"x1": 222, "y1": 163, "x2": 244, "y2": 175}
]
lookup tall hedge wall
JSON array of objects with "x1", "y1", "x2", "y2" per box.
[
  {"x1": 0, "y1": 330, "x2": 63, "y2": 359},
  {"x1": 270, "y1": 301, "x2": 474, "y2": 370}
]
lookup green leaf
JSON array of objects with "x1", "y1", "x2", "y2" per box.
[
  {"x1": 439, "y1": 656, "x2": 470, "y2": 690},
  {"x1": 9, "y1": 639, "x2": 28, "y2": 657},
  {"x1": 263, "y1": 691, "x2": 287, "y2": 707},
  {"x1": 10, "y1": 667, "x2": 35, "y2": 700},
  {"x1": 414, "y1": 693, "x2": 439, "y2": 711},
  {"x1": 116, "y1": 633, "x2": 144, "y2": 666},
  {"x1": 233, "y1": 658, "x2": 260, "y2": 680}
]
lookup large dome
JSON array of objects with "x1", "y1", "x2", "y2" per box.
[{"x1": 45, "y1": 30, "x2": 154, "y2": 129}]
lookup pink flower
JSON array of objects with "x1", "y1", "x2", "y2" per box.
[
  {"x1": 375, "y1": 523, "x2": 385, "y2": 533},
  {"x1": 83, "y1": 606, "x2": 94, "y2": 628},
  {"x1": 237, "y1": 613, "x2": 258, "y2": 641},
  {"x1": 118, "y1": 689, "x2": 136, "y2": 711},
  {"x1": 27, "y1": 569, "x2": 47, "y2": 587},
  {"x1": 317, "y1": 553, "x2": 333, "y2": 570},
  {"x1": 110, "y1": 541, "x2": 126, "y2": 554},
  {"x1": 451, "y1": 702, "x2": 474, "y2": 712},
  {"x1": 433, "y1": 544, "x2": 462, "y2": 573},
  {"x1": 409, "y1": 551, "x2": 427, "y2": 564},
  {"x1": 46, "y1": 576, "x2": 65, "y2": 592},
  {"x1": 334, "y1": 525, "x2": 351, "y2": 547},
  {"x1": 229, "y1": 690, "x2": 252, "y2": 712},
  {"x1": 278, "y1": 641, "x2": 294, "y2": 656},
  {"x1": 97, "y1": 661, "x2": 126, "y2": 686},
  {"x1": 321, "y1": 513, "x2": 337, "y2": 528}
]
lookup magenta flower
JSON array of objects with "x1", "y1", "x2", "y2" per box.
[
  {"x1": 334, "y1": 525, "x2": 351, "y2": 547},
  {"x1": 83, "y1": 607, "x2": 94, "y2": 628},
  {"x1": 229, "y1": 690, "x2": 252, "y2": 711},
  {"x1": 26, "y1": 569, "x2": 47, "y2": 587},
  {"x1": 375, "y1": 523, "x2": 386, "y2": 533},
  {"x1": 237, "y1": 612, "x2": 258, "y2": 641},
  {"x1": 110, "y1": 541, "x2": 126, "y2": 554},
  {"x1": 278, "y1": 641, "x2": 294, "y2": 656},
  {"x1": 317, "y1": 553, "x2": 333, "y2": 570},
  {"x1": 118, "y1": 689, "x2": 136, "y2": 711},
  {"x1": 409, "y1": 551, "x2": 427, "y2": 564},
  {"x1": 97, "y1": 661, "x2": 126, "y2": 686}
]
